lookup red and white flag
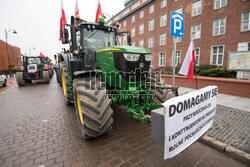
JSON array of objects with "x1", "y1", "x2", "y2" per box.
[
  {"x1": 179, "y1": 40, "x2": 195, "y2": 81},
  {"x1": 59, "y1": 0, "x2": 67, "y2": 40},
  {"x1": 75, "y1": 0, "x2": 79, "y2": 17},
  {"x1": 40, "y1": 52, "x2": 46, "y2": 58},
  {"x1": 95, "y1": 0, "x2": 102, "y2": 23}
]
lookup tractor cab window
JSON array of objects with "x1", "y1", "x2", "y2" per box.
[
  {"x1": 82, "y1": 28, "x2": 115, "y2": 67},
  {"x1": 27, "y1": 58, "x2": 41, "y2": 66}
]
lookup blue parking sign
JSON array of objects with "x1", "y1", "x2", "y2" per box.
[{"x1": 170, "y1": 11, "x2": 185, "y2": 38}]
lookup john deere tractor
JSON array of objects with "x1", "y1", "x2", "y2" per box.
[
  {"x1": 60, "y1": 16, "x2": 177, "y2": 139},
  {"x1": 16, "y1": 55, "x2": 50, "y2": 86}
]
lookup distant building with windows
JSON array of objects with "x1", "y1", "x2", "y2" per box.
[{"x1": 107, "y1": 0, "x2": 250, "y2": 69}]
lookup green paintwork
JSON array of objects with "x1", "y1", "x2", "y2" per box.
[{"x1": 65, "y1": 20, "x2": 164, "y2": 123}]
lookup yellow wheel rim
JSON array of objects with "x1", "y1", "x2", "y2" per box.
[
  {"x1": 76, "y1": 93, "x2": 84, "y2": 125},
  {"x1": 61, "y1": 70, "x2": 66, "y2": 96}
]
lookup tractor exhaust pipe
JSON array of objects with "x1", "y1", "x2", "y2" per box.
[{"x1": 70, "y1": 16, "x2": 77, "y2": 53}]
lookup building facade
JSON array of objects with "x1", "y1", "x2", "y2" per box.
[{"x1": 108, "y1": 0, "x2": 250, "y2": 69}]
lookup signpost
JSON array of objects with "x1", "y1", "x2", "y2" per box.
[
  {"x1": 170, "y1": 11, "x2": 185, "y2": 87},
  {"x1": 163, "y1": 86, "x2": 218, "y2": 159}
]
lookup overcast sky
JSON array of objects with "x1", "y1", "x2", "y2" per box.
[{"x1": 0, "y1": 0, "x2": 125, "y2": 60}]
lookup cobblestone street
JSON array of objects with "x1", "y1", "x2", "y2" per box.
[
  {"x1": 206, "y1": 105, "x2": 250, "y2": 153},
  {"x1": 0, "y1": 78, "x2": 247, "y2": 167}
]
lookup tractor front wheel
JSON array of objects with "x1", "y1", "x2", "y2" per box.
[
  {"x1": 16, "y1": 72, "x2": 25, "y2": 86},
  {"x1": 61, "y1": 62, "x2": 73, "y2": 104},
  {"x1": 43, "y1": 71, "x2": 50, "y2": 84},
  {"x1": 73, "y1": 77, "x2": 113, "y2": 139}
]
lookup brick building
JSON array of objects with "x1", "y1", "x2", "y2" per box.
[{"x1": 107, "y1": 0, "x2": 250, "y2": 69}]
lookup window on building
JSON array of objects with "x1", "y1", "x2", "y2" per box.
[
  {"x1": 192, "y1": 0, "x2": 202, "y2": 16},
  {"x1": 194, "y1": 48, "x2": 200, "y2": 65},
  {"x1": 123, "y1": 34, "x2": 127, "y2": 45},
  {"x1": 131, "y1": 28, "x2": 135, "y2": 37},
  {"x1": 148, "y1": 36, "x2": 154, "y2": 48},
  {"x1": 161, "y1": 0, "x2": 167, "y2": 8},
  {"x1": 160, "y1": 14, "x2": 167, "y2": 27},
  {"x1": 132, "y1": 42, "x2": 136, "y2": 47},
  {"x1": 241, "y1": 11, "x2": 250, "y2": 31},
  {"x1": 132, "y1": 15, "x2": 135, "y2": 23},
  {"x1": 149, "y1": 5, "x2": 154, "y2": 14},
  {"x1": 214, "y1": 0, "x2": 227, "y2": 10},
  {"x1": 211, "y1": 45, "x2": 224, "y2": 65},
  {"x1": 142, "y1": 0, "x2": 148, "y2": 4},
  {"x1": 131, "y1": 1, "x2": 140, "y2": 10},
  {"x1": 139, "y1": 40, "x2": 144, "y2": 48},
  {"x1": 213, "y1": 17, "x2": 226, "y2": 36},
  {"x1": 123, "y1": 20, "x2": 126, "y2": 27},
  {"x1": 159, "y1": 52, "x2": 166, "y2": 66},
  {"x1": 191, "y1": 23, "x2": 201, "y2": 39},
  {"x1": 118, "y1": 23, "x2": 122, "y2": 30},
  {"x1": 139, "y1": 24, "x2": 144, "y2": 34},
  {"x1": 160, "y1": 34, "x2": 166, "y2": 45},
  {"x1": 149, "y1": 19, "x2": 154, "y2": 31},
  {"x1": 140, "y1": 10, "x2": 144, "y2": 19},
  {"x1": 173, "y1": 50, "x2": 181, "y2": 66},
  {"x1": 148, "y1": 54, "x2": 154, "y2": 67},
  {"x1": 175, "y1": 7, "x2": 183, "y2": 14}
]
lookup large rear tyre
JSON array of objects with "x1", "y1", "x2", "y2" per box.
[
  {"x1": 16, "y1": 72, "x2": 25, "y2": 86},
  {"x1": 43, "y1": 71, "x2": 50, "y2": 84},
  {"x1": 73, "y1": 77, "x2": 113, "y2": 139},
  {"x1": 148, "y1": 74, "x2": 178, "y2": 104},
  {"x1": 61, "y1": 62, "x2": 73, "y2": 104}
]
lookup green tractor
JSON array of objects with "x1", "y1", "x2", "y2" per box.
[{"x1": 60, "y1": 16, "x2": 178, "y2": 139}]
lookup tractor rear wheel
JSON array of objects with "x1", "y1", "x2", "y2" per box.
[
  {"x1": 16, "y1": 72, "x2": 25, "y2": 86},
  {"x1": 73, "y1": 77, "x2": 113, "y2": 139},
  {"x1": 43, "y1": 71, "x2": 50, "y2": 84},
  {"x1": 61, "y1": 62, "x2": 73, "y2": 104},
  {"x1": 148, "y1": 74, "x2": 178, "y2": 104}
]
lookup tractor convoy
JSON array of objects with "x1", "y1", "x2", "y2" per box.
[
  {"x1": 16, "y1": 55, "x2": 53, "y2": 86},
  {"x1": 54, "y1": 16, "x2": 178, "y2": 139}
]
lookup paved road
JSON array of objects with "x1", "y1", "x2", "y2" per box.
[
  {"x1": 206, "y1": 105, "x2": 250, "y2": 153},
  {"x1": 0, "y1": 77, "x2": 246, "y2": 167}
]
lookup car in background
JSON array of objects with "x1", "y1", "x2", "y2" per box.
[{"x1": 0, "y1": 74, "x2": 7, "y2": 87}]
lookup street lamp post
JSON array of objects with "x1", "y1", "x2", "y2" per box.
[{"x1": 5, "y1": 29, "x2": 17, "y2": 77}]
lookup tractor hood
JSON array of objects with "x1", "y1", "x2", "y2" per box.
[{"x1": 96, "y1": 46, "x2": 151, "y2": 54}]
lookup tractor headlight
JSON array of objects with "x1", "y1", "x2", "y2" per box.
[
  {"x1": 123, "y1": 53, "x2": 140, "y2": 61},
  {"x1": 145, "y1": 54, "x2": 152, "y2": 61}
]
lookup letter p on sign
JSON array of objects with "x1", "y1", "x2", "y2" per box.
[{"x1": 170, "y1": 11, "x2": 185, "y2": 38}]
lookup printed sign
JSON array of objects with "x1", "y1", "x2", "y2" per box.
[
  {"x1": 163, "y1": 86, "x2": 218, "y2": 159},
  {"x1": 170, "y1": 11, "x2": 185, "y2": 37}
]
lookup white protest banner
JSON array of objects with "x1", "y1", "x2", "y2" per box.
[{"x1": 163, "y1": 86, "x2": 218, "y2": 159}]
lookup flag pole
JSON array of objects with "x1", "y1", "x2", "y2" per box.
[{"x1": 194, "y1": 63, "x2": 198, "y2": 89}]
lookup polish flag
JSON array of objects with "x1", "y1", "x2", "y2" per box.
[
  {"x1": 75, "y1": 0, "x2": 79, "y2": 17},
  {"x1": 179, "y1": 40, "x2": 195, "y2": 81},
  {"x1": 40, "y1": 52, "x2": 46, "y2": 58},
  {"x1": 59, "y1": 0, "x2": 67, "y2": 40},
  {"x1": 95, "y1": 0, "x2": 102, "y2": 23}
]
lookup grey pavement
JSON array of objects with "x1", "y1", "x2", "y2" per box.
[
  {"x1": 0, "y1": 78, "x2": 247, "y2": 167},
  {"x1": 178, "y1": 87, "x2": 250, "y2": 112},
  {"x1": 178, "y1": 86, "x2": 250, "y2": 153}
]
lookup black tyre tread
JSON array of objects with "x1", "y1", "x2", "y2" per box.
[
  {"x1": 61, "y1": 62, "x2": 73, "y2": 104},
  {"x1": 16, "y1": 72, "x2": 25, "y2": 86},
  {"x1": 43, "y1": 71, "x2": 50, "y2": 84},
  {"x1": 73, "y1": 77, "x2": 113, "y2": 139},
  {"x1": 147, "y1": 74, "x2": 177, "y2": 104},
  {"x1": 3, "y1": 79, "x2": 7, "y2": 87}
]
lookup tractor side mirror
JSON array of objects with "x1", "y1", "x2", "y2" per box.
[
  {"x1": 127, "y1": 35, "x2": 131, "y2": 46},
  {"x1": 61, "y1": 28, "x2": 69, "y2": 44}
]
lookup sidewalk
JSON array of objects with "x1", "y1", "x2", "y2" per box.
[{"x1": 178, "y1": 87, "x2": 250, "y2": 154}]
